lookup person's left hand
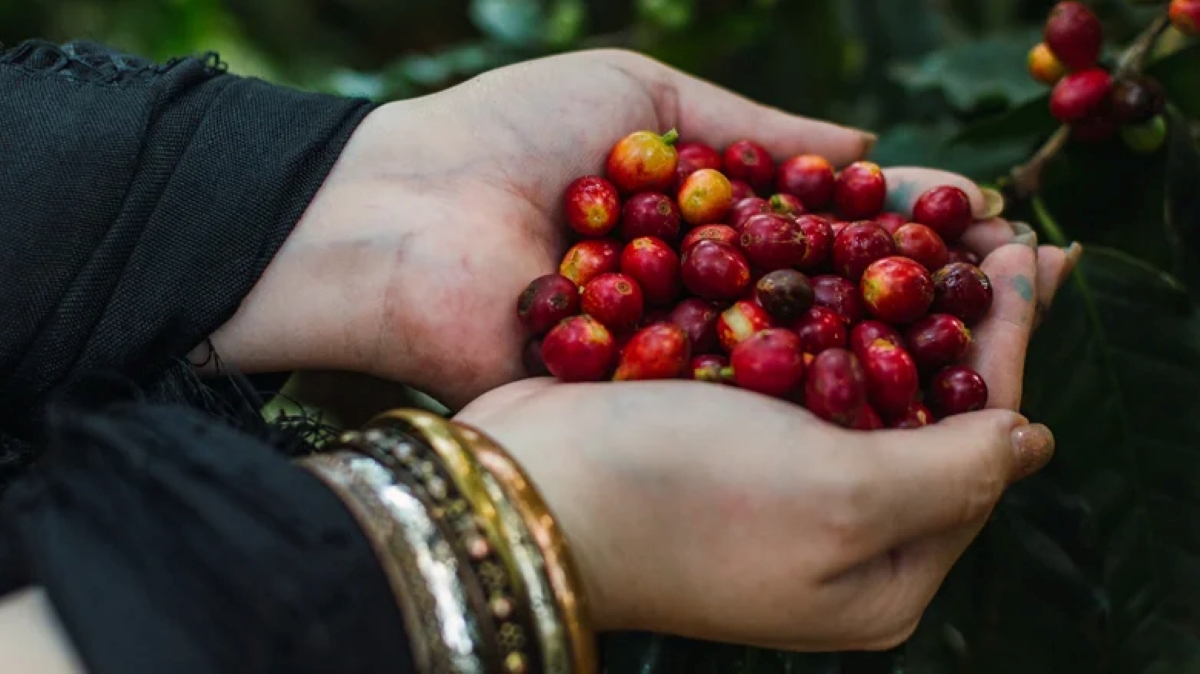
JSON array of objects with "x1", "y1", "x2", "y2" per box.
[{"x1": 203, "y1": 49, "x2": 1074, "y2": 409}]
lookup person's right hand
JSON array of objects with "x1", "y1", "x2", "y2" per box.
[{"x1": 454, "y1": 227, "x2": 1067, "y2": 651}]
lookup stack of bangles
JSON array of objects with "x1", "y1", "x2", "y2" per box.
[{"x1": 296, "y1": 409, "x2": 596, "y2": 674}]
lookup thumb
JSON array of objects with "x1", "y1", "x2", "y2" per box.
[{"x1": 849, "y1": 410, "x2": 1055, "y2": 557}]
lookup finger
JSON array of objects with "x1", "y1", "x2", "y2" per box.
[
  {"x1": 966, "y1": 239, "x2": 1040, "y2": 411},
  {"x1": 836, "y1": 410, "x2": 1035, "y2": 560},
  {"x1": 608, "y1": 51, "x2": 876, "y2": 167},
  {"x1": 881, "y1": 168, "x2": 1004, "y2": 220},
  {"x1": 959, "y1": 218, "x2": 1015, "y2": 257},
  {"x1": 807, "y1": 422, "x2": 1055, "y2": 648},
  {"x1": 1033, "y1": 242, "x2": 1080, "y2": 328}
]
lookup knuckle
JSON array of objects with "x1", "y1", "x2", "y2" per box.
[
  {"x1": 818, "y1": 478, "x2": 875, "y2": 553},
  {"x1": 863, "y1": 619, "x2": 922, "y2": 651}
]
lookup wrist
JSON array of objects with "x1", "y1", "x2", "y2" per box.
[{"x1": 198, "y1": 101, "x2": 434, "y2": 381}]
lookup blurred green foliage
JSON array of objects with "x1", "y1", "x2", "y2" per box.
[{"x1": 6, "y1": 1, "x2": 1200, "y2": 673}]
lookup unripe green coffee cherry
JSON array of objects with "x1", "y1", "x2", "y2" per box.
[{"x1": 1120, "y1": 115, "x2": 1168, "y2": 154}]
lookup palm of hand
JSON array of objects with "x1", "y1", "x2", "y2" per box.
[{"x1": 381, "y1": 53, "x2": 681, "y2": 407}]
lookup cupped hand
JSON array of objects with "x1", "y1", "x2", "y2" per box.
[
  {"x1": 452, "y1": 172, "x2": 1077, "y2": 650},
  {"x1": 203, "y1": 49, "x2": 881, "y2": 408}
]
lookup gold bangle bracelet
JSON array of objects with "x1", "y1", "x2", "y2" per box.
[
  {"x1": 367, "y1": 410, "x2": 548, "y2": 674},
  {"x1": 450, "y1": 422, "x2": 598, "y2": 674}
]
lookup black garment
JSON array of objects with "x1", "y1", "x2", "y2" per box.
[{"x1": 0, "y1": 40, "x2": 416, "y2": 674}]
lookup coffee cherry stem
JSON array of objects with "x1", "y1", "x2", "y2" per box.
[
  {"x1": 1115, "y1": 14, "x2": 1172, "y2": 80},
  {"x1": 1011, "y1": 11, "x2": 1173, "y2": 198},
  {"x1": 660, "y1": 128, "x2": 681, "y2": 146}
]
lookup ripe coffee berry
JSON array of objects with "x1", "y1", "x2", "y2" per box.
[
  {"x1": 1050, "y1": 69, "x2": 1113, "y2": 124},
  {"x1": 730, "y1": 180, "x2": 755, "y2": 202},
  {"x1": 874, "y1": 212, "x2": 909, "y2": 236},
  {"x1": 690, "y1": 354, "x2": 730, "y2": 382},
  {"x1": 932, "y1": 262, "x2": 994, "y2": 326},
  {"x1": 674, "y1": 141, "x2": 723, "y2": 188},
  {"x1": 777, "y1": 155, "x2": 835, "y2": 210},
  {"x1": 730, "y1": 329, "x2": 806, "y2": 398},
  {"x1": 805, "y1": 348, "x2": 868, "y2": 427},
  {"x1": 723, "y1": 140, "x2": 776, "y2": 193},
  {"x1": 832, "y1": 221, "x2": 896, "y2": 280},
  {"x1": 541, "y1": 315, "x2": 617, "y2": 382},
  {"x1": 517, "y1": 274, "x2": 581, "y2": 334},
  {"x1": 794, "y1": 215, "x2": 834, "y2": 271},
  {"x1": 669, "y1": 298, "x2": 722, "y2": 354},
  {"x1": 1172, "y1": 0, "x2": 1200, "y2": 35},
  {"x1": 793, "y1": 305, "x2": 848, "y2": 355},
  {"x1": 852, "y1": 404, "x2": 885, "y2": 431},
  {"x1": 1044, "y1": 1, "x2": 1103, "y2": 71},
  {"x1": 912, "y1": 186, "x2": 973, "y2": 243},
  {"x1": 1109, "y1": 76, "x2": 1166, "y2": 125},
  {"x1": 581, "y1": 273, "x2": 644, "y2": 334},
  {"x1": 812, "y1": 274, "x2": 865, "y2": 325},
  {"x1": 860, "y1": 339, "x2": 920, "y2": 418},
  {"x1": 906, "y1": 314, "x2": 972, "y2": 371},
  {"x1": 769, "y1": 193, "x2": 806, "y2": 217},
  {"x1": 1071, "y1": 106, "x2": 1120, "y2": 143},
  {"x1": 862, "y1": 257, "x2": 935, "y2": 325},
  {"x1": 739, "y1": 213, "x2": 809, "y2": 271},
  {"x1": 834, "y1": 162, "x2": 887, "y2": 220},
  {"x1": 893, "y1": 223, "x2": 950, "y2": 271},
  {"x1": 681, "y1": 240, "x2": 752, "y2": 300},
  {"x1": 621, "y1": 237, "x2": 681, "y2": 307},
  {"x1": 678, "y1": 168, "x2": 734, "y2": 226},
  {"x1": 622, "y1": 192, "x2": 681, "y2": 242},
  {"x1": 729, "y1": 197, "x2": 773, "y2": 230},
  {"x1": 755, "y1": 269, "x2": 815, "y2": 323},
  {"x1": 613, "y1": 323, "x2": 691, "y2": 381},
  {"x1": 560, "y1": 239, "x2": 622, "y2": 286},
  {"x1": 1028, "y1": 42, "x2": 1066, "y2": 86},
  {"x1": 717, "y1": 300, "x2": 773, "y2": 352},
  {"x1": 891, "y1": 402, "x2": 935, "y2": 429},
  {"x1": 929, "y1": 366, "x2": 989, "y2": 417},
  {"x1": 946, "y1": 245, "x2": 981, "y2": 266},
  {"x1": 850, "y1": 320, "x2": 905, "y2": 358},
  {"x1": 606, "y1": 129, "x2": 680, "y2": 193},
  {"x1": 681, "y1": 224, "x2": 739, "y2": 251},
  {"x1": 523, "y1": 336, "x2": 551, "y2": 377},
  {"x1": 563, "y1": 176, "x2": 621, "y2": 237}
]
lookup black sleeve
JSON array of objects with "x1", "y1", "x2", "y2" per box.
[
  {"x1": 0, "y1": 39, "x2": 374, "y2": 470},
  {"x1": 1, "y1": 400, "x2": 416, "y2": 674}
]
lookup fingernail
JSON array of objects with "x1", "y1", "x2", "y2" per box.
[
  {"x1": 1011, "y1": 423, "x2": 1055, "y2": 481},
  {"x1": 979, "y1": 188, "x2": 1006, "y2": 219},
  {"x1": 1063, "y1": 241, "x2": 1083, "y2": 272},
  {"x1": 1010, "y1": 221, "x2": 1038, "y2": 249},
  {"x1": 861, "y1": 133, "x2": 878, "y2": 157}
]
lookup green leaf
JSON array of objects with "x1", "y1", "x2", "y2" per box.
[
  {"x1": 888, "y1": 30, "x2": 1045, "y2": 112},
  {"x1": 870, "y1": 122, "x2": 1032, "y2": 181},
  {"x1": 469, "y1": 0, "x2": 545, "y2": 46},
  {"x1": 946, "y1": 93, "x2": 1056, "y2": 146},
  {"x1": 637, "y1": 0, "x2": 695, "y2": 31},
  {"x1": 1018, "y1": 242, "x2": 1200, "y2": 671},
  {"x1": 1146, "y1": 43, "x2": 1200, "y2": 120},
  {"x1": 1164, "y1": 107, "x2": 1200, "y2": 292},
  {"x1": 898, "y1": 244, "x2": 1200, "y2": 673}
]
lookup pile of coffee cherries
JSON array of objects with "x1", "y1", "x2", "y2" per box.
[{"x1": 515, "y1": 129, "x2": 995, "y2": 430}]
